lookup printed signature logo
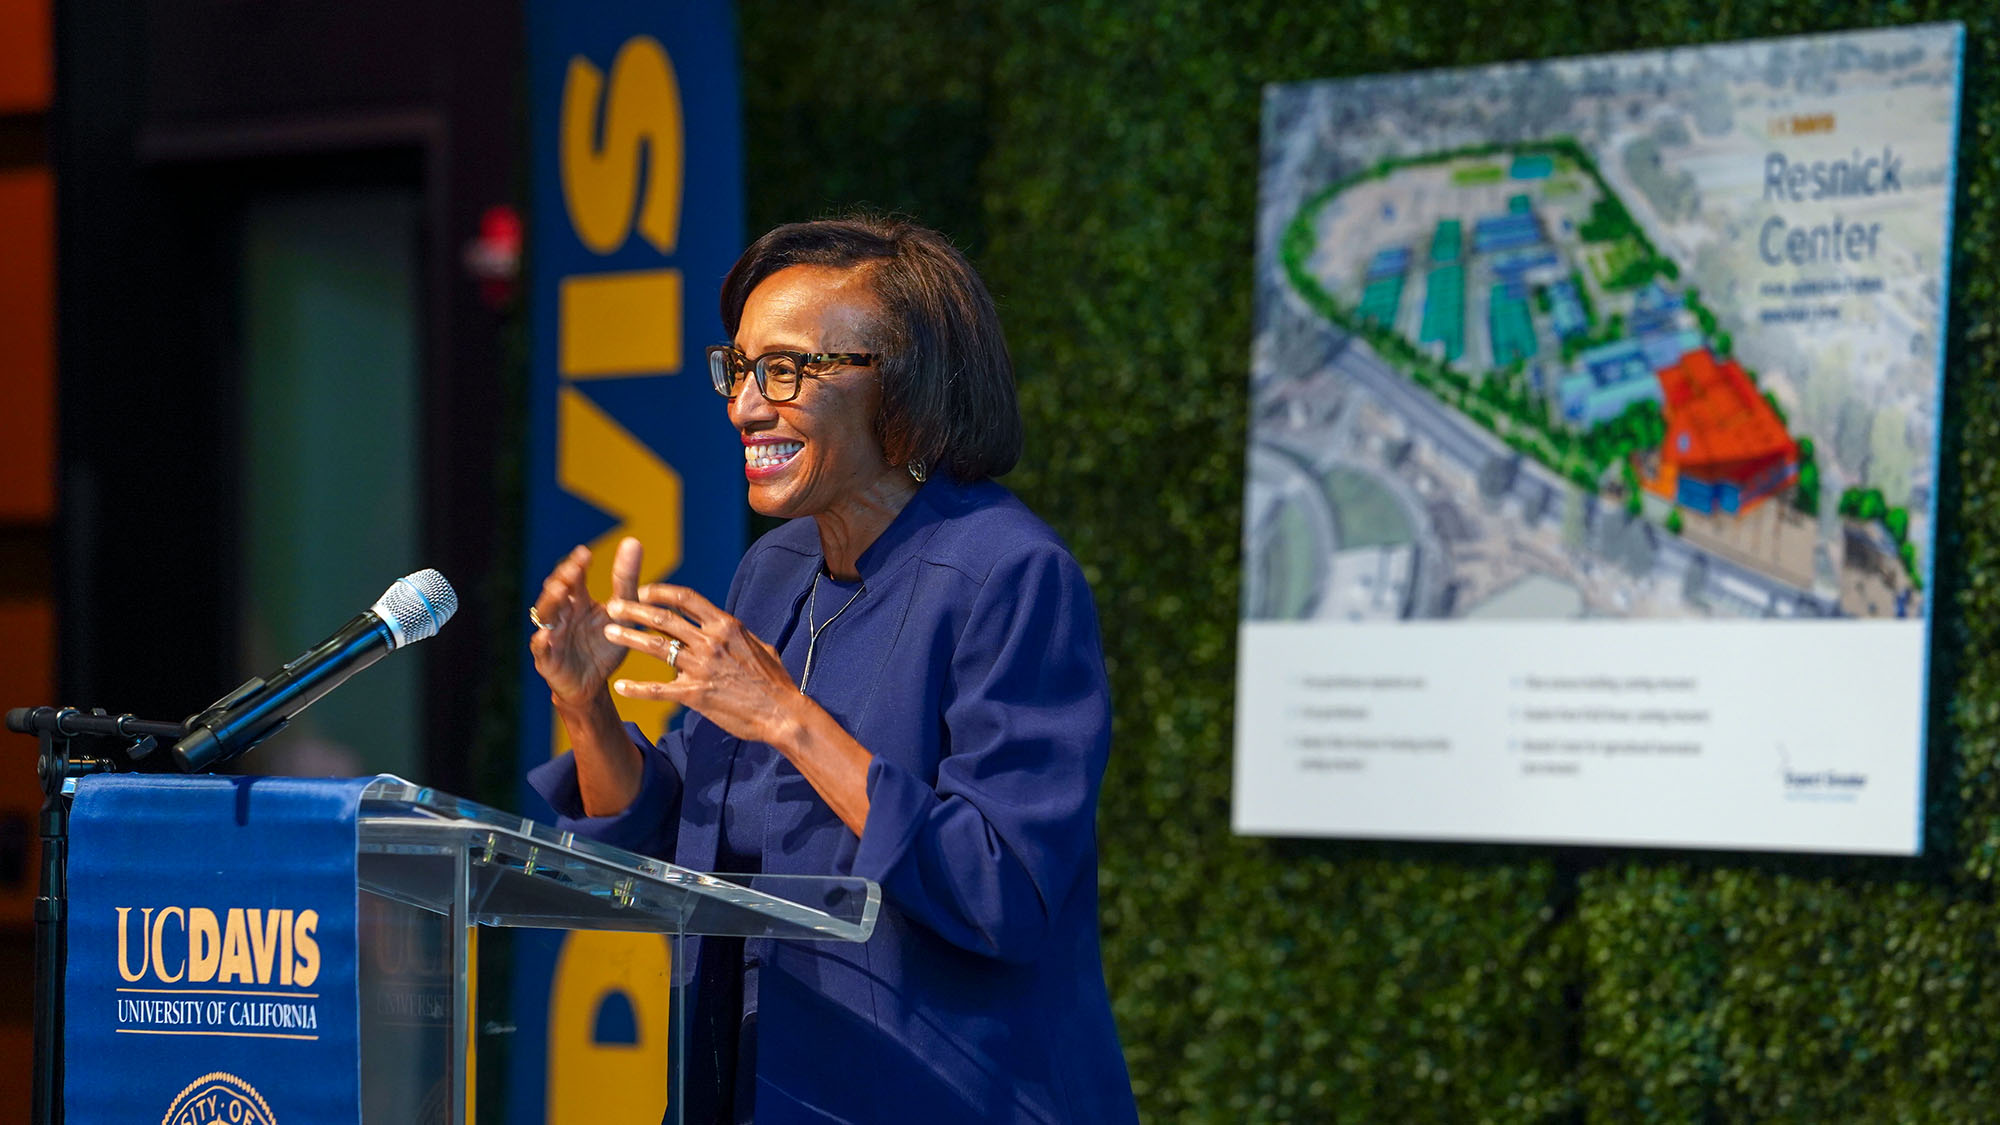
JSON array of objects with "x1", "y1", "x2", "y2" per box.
[
  {"x1": 1777, "y1": 743, "x2": 1867, "y2": 800},
  {"x1": 162, "y1": 1071, "x2": 277, "y2": 1125}
]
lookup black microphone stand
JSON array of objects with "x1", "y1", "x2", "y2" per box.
[{"x1": 6, "y1": 705, "x2": 188, "y2": 1125}]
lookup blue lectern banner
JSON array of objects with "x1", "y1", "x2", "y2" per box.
[{"x1": 65, "y1": 774, "x2": 373, "y2": 1124}]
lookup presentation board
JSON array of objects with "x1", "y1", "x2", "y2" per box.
[{"x1": 1236, "y1": 25, "x2": 1963, "y2": 853}]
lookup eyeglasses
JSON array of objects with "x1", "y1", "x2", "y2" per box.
[{"x1": 706, "y1": 346, "x2": 877, "y2": 403}]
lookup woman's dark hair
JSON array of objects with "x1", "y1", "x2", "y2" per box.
[{"x1": 719, "y1": 213, "x2": 1022, "y2": 482}]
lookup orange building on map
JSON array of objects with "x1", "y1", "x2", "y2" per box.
[{"x1": 1645, "y1": 349, "x2": 1798, "y2": 516}]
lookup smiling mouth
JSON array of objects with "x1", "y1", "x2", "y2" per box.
[{"x1": 745, "y1": 441, "x2": 803, "y2": 471}]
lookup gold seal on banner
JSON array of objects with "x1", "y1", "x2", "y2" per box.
[{"x1": 161, "y1": 1071, "x2": 277, "y2": 1125}]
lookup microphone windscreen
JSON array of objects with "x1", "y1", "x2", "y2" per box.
[{"x1": 371, "y1": 569, "x2": 459, "y2": 649}]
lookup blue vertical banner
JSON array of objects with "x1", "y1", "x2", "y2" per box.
[{"x1": 517, "y1": 1, "x2": 744, "y2": 1121}]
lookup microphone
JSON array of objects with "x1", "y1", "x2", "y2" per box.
[{"x1": 170, "y1": 569, "x2": 458, "y2": 773}]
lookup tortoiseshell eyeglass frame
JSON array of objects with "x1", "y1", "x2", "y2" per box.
[{"x1": 706, "y1": 346, "x2": 878, "y2": 402}]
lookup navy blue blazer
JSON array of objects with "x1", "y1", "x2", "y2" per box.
[{"x1": 529, "y1": 477, "x2": 1139, "y2": 1123}]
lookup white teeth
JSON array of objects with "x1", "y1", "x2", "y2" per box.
[{"x1": 744, "y1": 441, "x2": 803, "y2": 470}]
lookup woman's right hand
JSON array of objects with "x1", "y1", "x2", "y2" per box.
[{"x1": 529, "y1": 537, "x2": 643, "y2": 707}]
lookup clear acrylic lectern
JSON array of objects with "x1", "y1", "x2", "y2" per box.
[{"x1": 352, "y1": 777, "x2": 878, "y2": 1123}]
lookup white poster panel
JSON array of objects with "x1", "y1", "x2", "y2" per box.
[{"x1": 1237, "y1": 25, "x2": 1963, "y2": 853}]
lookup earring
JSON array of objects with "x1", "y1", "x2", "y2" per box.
[{"x1": 907, "y1": 460, "x2": 928, "y2": 483}]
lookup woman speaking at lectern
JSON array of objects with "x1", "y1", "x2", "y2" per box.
[{"x1": 525, "y1": 215, "x2": 1138, "y2": 1123}]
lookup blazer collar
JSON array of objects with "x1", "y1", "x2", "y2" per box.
[{"x1": 836, "y1": 475, "x2": 955, "y2": 584}]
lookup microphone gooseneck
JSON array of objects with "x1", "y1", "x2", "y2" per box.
[{"x1": 169, "y1": 569, "x2": 458, "y2": 773}]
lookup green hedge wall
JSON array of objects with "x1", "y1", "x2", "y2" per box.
[{"x1": 732, "y1": 2, "x2": 2000, "y2": 1119}]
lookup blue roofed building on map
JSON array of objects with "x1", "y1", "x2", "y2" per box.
[
  {"x1": 1548, "y1": 280, "x2": 1587, "y2": 339},
  {"x1": 1486, "y1": 240, "x2": 1560, "y2": 365},
  {"x1": 1359, "y1": 246, "x2": 1411, "y2": 327},
  {"x1": 1628, "y1": 282, "x2": 1684, "y2": 337},
  {"x1": 1558, "y1": 339, "x2": 1663, "y2": 426},
  {"x1": 1490, "y1": 246, "x2": 1559, "y2": 280},
  {"x1": 1636, "y1": 328, "x2": 1702, "y2": 370},
  {"x1": 1368, "y1": 247, "x2": 1411, "y2": 278},
  {"x1": 1473, "y1": 212, "x2": 1542, "y2": 254}
]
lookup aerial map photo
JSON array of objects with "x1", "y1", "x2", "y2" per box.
[{"x1": 1246, "y1": 27, "x2": 1961, "y2": 624}]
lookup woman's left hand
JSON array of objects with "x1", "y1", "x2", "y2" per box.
[
  {"x1": 602, "y1": 584, "x2": 801, "y2": 746},
  {"x1": 605, "y1": 582, "x2": 876, "y2": 834}
]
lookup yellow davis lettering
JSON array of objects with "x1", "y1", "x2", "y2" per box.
[{"x1": 117, "y1": 907, "x2": 320, "y2": 988}]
